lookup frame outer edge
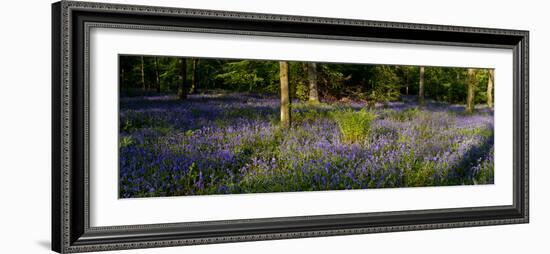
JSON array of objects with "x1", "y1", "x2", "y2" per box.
[
  {"x1": 57, "y1": 1, "x2": 530, "y2": 252},
  {"x1": 61, "y1": 0, "x2": 72, "y2": 253},
  {"x1": 523, "y1": 31, "x2": 529, "y2": 223},
  {"x1": 51, "y1": 1, "x2": 62, "y2": 253},
  {"x1": 65, "y1": 0, "x2": 527, "y2": 36}
]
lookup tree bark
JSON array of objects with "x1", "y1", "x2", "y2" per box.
[
  {"x1": 279, "y1": 61, "x2": 291, "y2": 128},
  {"x1": 307, "y1": 62, "x2": 319, "y2": 103},
  {"x1": 190, "y1": 59, "x2": 199, "y2": 94},
  {"x1": 419, "y1": 66, "x2": 425, "y2": 106},
  {"x1": 154, "y1": 57, "x2": 160, "y2": 93},
  {"x1": 178, "y1": 58, "x2": 188, "y2": 100},
  {"x1": 121, "y1": 68, "x2": 125, "y2": 88},
  {"x1": 140, "y1": 56, "x2": 145, "y2": 90},
  {"x1": 405, "y1": 67, "x2": 409, "y2": 95},
  {"x1": 487, "y1": 69, "x2": 494, "y2": 109},
  {"x1": 466, "y1": 68, "x2": 476, "y2": 113}
]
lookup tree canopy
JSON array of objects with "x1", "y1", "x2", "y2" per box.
[{"x1": 119, "y1": 55, "x2": 494, "y2": 107}]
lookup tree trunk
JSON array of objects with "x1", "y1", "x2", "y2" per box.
[
  {"x1": 279, "y1": 61, "x2": 291, "y2": 128},
  {"x1": 419, "y1": 66, "x2": 425, "y2": 106},
  {"x1": 487, "y1": 69, "x2": 494, "y2": 109},
  {"x1": 307, "y1": 62, "x2": 319, "y2": 103},
  {"x1": 154, "y1": 57, "x2": 160, "y2": 93},
  {"x1": 178, "y1": 58, "x2": 188, "y2": 100},
  {"x1": 121, "y1": 68, "x2": 125, "y2": 88},
  {"x1": 466, "y1": 68, "x2": 476, "y2": 113},
  {"x1": 405, "y1": 67, "x2": 409, "y2": 95},
  {"x1": 190, "y1": 59, "x2": 199, "y2": 94},
  {"x1": 140, "y1": 56, "x2": 145, "y2": 90}
]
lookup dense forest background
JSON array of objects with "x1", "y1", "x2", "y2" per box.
[{"x1": 119, "y1": 55, "x2": 494, "y2": 108}]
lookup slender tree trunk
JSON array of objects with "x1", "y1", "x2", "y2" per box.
[
  {"x1": 307, "y1": 62, "x2": 319, "y2": 103},
  {"x1": 154, "y1": 57, "x2": 160, "y2": 93},
  {"x1": 405, "y1": 68, "x2": 409, "y2": 95},
  {"x1": 178, "y1": 58, "x2": 188, "y2": 100},
  {"x1": 140, "y1": 56, "x2": 145, "y2": 90},
  {"x1": 121, "y1": 68, "x2": 125, "y2": 88},
  {"x1": 419, "y1": 66, "x2": 425, "y2": 106},
  {"x1": 279, "y1": 61, "x2": 291, "y2": 128},
  {"x1": 190, "y1": 59, "x2": 199, "y2": 94},
  {"x1": 487, "y1": 69, "x2": 494, "y2": 109},
  {"x1": 466, "y1": 68, "x2": 476, "y2": 113}
]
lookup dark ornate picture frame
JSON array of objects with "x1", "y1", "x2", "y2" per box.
[{"x1": 52, "y1": 1, "x2": 529, "y2": 253}]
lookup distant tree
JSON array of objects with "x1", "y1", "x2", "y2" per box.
[
  {"x1": 215, "y1": 60, "x2": 278, "y2": 93},
  {"x1": 118, "y1": 55, "x2": 495, "y2": 107},
  {"x1": 404, "y1": 66, "x2": 410, "y2": 95},
  {"x1": 157, "y1": 57, "x2": 180, "y2": 92},
  {"x1": 154, "y1": 56, "x2": 160, "y2": 92},
  {"x1": 190, "y1": 58, "x2": 199, "y2": 94},
  {"x1": 120, "y1": 63, "x2": 126, "y2": 88},
  {"x1": 487, "y1": 69, "x2": 494, "y2": 108},
  {"x1": 368, "y1": 66, "x2": 401, "y2": 106},
  {"x1": 279, "y1": 61, "x2": 291, "y2": 128},
  {"x1": 419, "y1": 66, "x2": 425, "y2": 105},
  {"x1": 466, "y1": 68, "x2": 476, "y2": 113},
  {"x1": 307, "y1": 62, "x2": 319, "y2": 103},
  {"x1": 290, "y1": 63, "x2": 308, "y2": 101},
  {"x1": 177, "y1": 58, "x2": 188, "y2": 100},
  {"x1": 448, "y1": 68, "x2": 467, "y2": 103},
  {"x1": 140, "y1": 56, "x2": 146, "y2": 90},
  {"x1": 318, "y1": 64, "x2": 346, "y2": 99},
  {"x1": 339, "y1": 64, "x2": 375, "y2": 94}
]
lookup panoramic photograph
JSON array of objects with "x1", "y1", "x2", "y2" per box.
[{"x1": 118, "y1": 55, "x2": 495, "y2": 198}]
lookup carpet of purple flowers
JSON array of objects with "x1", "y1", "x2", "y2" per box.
[{"x1": 119, "y1": 92, "x2": 494, "y2": 198}]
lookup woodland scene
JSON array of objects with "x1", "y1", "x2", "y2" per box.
[{"x1": 119, "y1": 55, "x2": 494, "y2": 198}]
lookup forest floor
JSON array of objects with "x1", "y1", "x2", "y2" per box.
[{"x1": 119, "y1": 91, "x2": 494, "y2": 198}]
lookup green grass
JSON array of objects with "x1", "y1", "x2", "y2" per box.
[{"x1": 331, "y1": 109, "x2": 377, "y2": 144}]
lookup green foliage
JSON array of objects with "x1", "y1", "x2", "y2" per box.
[
  {"x1": 458, "y1": 126, "x2": 493, "y2": 139},
  {"x1": 424, "y1": 67, "x2": 466, "y2": 103},
  {"x1": 215, "y1": 61, "x2": 264, "y2": 88},
  {"x1": 294, "y1": 82, "x2": 309, "y2": 101},
  {"x1": 292, "y1": 103, "x2": 334, "y2": 123},
  {"x1": 331, "y1": 109, "x2": 377, "y2": 143},
  {"x1": 119, "y1": 56, "x2": 185, "y2": 93},
  {"x1": 289, "y1": 62, "x2": 309, "y2": 101},
  {"x1": 387, "y1": 107, "x2": 420, "y2": 122},
  {"x1": 119, "y1": 55, "x2": 494, "y2": 106},
  {"x1": 158, "y1": 57, "x2": 182, "y2": 92},
  {"x1": 215, "y1": 60, "x2": 279, "y2": 93},
  {"x1": 474, "y1": 149, "x2": 494, "y2": 185},
  {"x1": 474, "y1": 69, "x2": 490, "y2": 104},
  {"x1": 403, "y1": 160, "x2": 438, "y2": 187},
  {"x1": 293, "y1": 109, "x2": 322, "y2": 124},
  {"x1": 368, "y1": 66, "x2": 401, "y2": 103},
  {"x1": 120, "y1": 113, "x2": 172, "y2": 133},
  {"x1": 395, "y1": 66, "x2": 419, "y2": 95},
  {"x1": 422, "y1": 67, "x2": 489, "y2": 105},
  {"x1": 119, "y1": 136, "x2": 134, "y2": 148},
  {"x1": 371, "y1": 125, "x2": 398, "y2": 138},
  {"x1": 315, "y1": 63, "x2": 349, "y2": 99}
]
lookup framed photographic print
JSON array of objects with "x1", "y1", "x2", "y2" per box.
[{"x1": 52, "y1": 1, "x2": 529, "y2": 253}]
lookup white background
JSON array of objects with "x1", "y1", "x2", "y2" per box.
[
  {"x1": 90, "y1": 28, "x2": 513, "y2": 226},
  {"x1": 0, "y1": 0, "x2": 547, "y2": 253}
]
